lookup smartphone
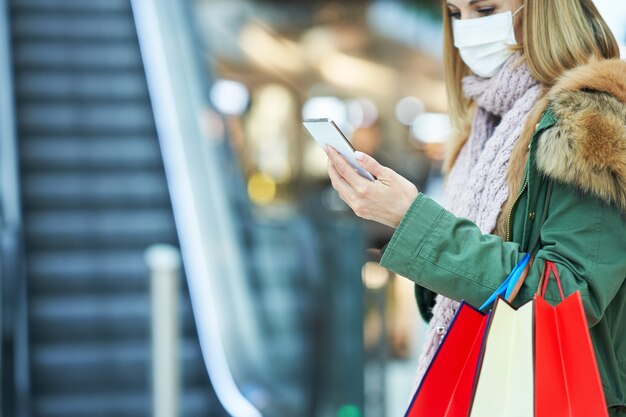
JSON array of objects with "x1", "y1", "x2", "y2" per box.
[{"x1": 303, "y1": 118, "x2": 375, "y2": 181}]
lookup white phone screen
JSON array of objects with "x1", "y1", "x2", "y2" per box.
[{"x1": 303, "y1": 118, "x2": 375, "y2": 181}]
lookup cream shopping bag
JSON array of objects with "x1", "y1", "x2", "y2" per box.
[{"x1": 469, "y1": 297, "x2": 534, "y2": 417}]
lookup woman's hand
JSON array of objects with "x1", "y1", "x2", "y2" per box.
[{"x1": 325, "y1": 146, "x2": 419, "y2": 228}]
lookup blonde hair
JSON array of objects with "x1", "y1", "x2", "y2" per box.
[{"x1": 444, "y1": 0, "x2": 620, "y2": 134}]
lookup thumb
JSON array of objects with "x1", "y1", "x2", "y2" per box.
[{"x1": 354, "y1": 151, "x2": 385, "y2": 177}]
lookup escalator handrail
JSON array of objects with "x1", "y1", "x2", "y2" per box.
[
  {"x1": 0, "y1": 1, "x2": 20, "y2": 268},
  {"x1": 0, "y1": 0, "x2": 31, "y2": 416},
  {"x1": 130, "y1": 1, "x2": 265, "y2": 416}
]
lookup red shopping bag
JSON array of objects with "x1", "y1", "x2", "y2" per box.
[
  {"x1": 535, "y1": 261, "x2": 608, "y2": 417},
  {"x1": 406, "y1": 302, "x2": 490, "y2": 417}
]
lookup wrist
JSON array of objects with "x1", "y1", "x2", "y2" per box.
[{"x1": 394, "y1": 186, "x2": 419, "y2": 228}]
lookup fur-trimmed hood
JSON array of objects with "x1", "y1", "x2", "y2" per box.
[
  {"x1": 535, "y1": 59, "x2": 626, "y2": 214},
  {"x1": 492, "y1": 58, "x2": 626, "y2": 237}
]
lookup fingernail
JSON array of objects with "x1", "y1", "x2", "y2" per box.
[
  {"x1": 323, "y1": 144, "x2": 329, "y2": 153},
  {"x1": 354, "y1": 151, "x2": 366, "y2": 161}
]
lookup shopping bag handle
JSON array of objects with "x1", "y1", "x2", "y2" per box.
[
  {"x1": 537, "y1": 260, "x2": 565, "y2": 300},
  {"x1": 479, "y1": 253, "x2": 532, "y2": 310}
]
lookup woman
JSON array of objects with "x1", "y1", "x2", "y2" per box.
[{"x1": 325, "y1": 0, "x2": 626, "y2": 414}]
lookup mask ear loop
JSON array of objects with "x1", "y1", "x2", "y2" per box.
[{"x1": 511, "y1": 5, "x2": 524, "y2": 45}]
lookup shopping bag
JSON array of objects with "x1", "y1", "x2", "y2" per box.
[
  {"x1": 535, "y1": 261, "x2": 608, "y2": 417},
  {"x1": 469, "y1": 296, "x2": 535, "y2": 417},
  {"x1": 405, "y1": 254, "x2": 532, "y2": 417},
  {"x1": 406, "y1": 302, "x2": 490, "y2": 417}
]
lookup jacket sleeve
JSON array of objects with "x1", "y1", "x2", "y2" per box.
[
  {"x1": 379, "y1": 188, "x2": 626, "y2": 326},
  {"x1": 381, "y1": 241, "x2": 437, "y2": 322}
]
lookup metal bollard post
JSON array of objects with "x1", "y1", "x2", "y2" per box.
[{"x1": 145, "y1": 244, "x2": 181, "y2": 417}]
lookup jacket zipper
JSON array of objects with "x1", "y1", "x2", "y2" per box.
[
  {"x1": 507, "y1": 118, "x2": 551, "y2": 243},
  {"x1": 506, "y1": 171, "x2": 529, "y2": 242}
]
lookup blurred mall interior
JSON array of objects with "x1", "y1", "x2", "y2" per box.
[{"x1": 0, "y1": 0, "x2": 624, "y2": 417}]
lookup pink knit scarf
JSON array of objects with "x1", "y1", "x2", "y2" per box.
[{"x1": 411, "y1": 54, "x2": 542, "y2": 393}]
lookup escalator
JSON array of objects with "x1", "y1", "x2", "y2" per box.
[
  {"x1": 6, "y1": 0, "x2": 220, "y2": 416},
  {"x1": 0, "y1": 0, "x2": 366, "y2": 416}
]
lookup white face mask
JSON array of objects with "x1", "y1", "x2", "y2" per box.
[{"x1": 452, "y1": 6, "x2": 523, "y2": 78}]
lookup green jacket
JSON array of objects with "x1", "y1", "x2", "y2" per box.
[{"x1": 380, "y1": 59, "x2": 626, "y2": 415}]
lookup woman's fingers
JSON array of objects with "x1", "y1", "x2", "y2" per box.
[
  {"x1": 328, "y1": 161, "x2": 356, "y2": 203},
  {"x1": 327, "y1": 148, "x2": 418, "y2": 227},
  {"x1": 354, "y1": 151, "x2": 385, "y2": 178},
  {"x1": 326, "y1": 146, "x2": 370, "y2": 191}
]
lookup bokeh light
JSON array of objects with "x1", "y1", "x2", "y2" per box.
[
  {"x1": 302, "y1": 96, "x2": 348, "y2": 126},
  {"x1": 361, "y1": 262, "x2": 389, "y2": 290},
  {"x1": 337, "y1": 404, "x2": 362, "y2": 417},
  {"x1": 347, "y1": 98, "x2": 379, "y2": 128},
  {"x1": 412, "y1": 112, "x2": 453, "y2": 144},
  {"x1": 210, "y1": 79, "x2": 250, "y2": 116},
  {"x1": 247, "y1": 172, "x2": 277, "y2": 205},
  {"x1": 395, "y1": 96, "x2": 426, "y2": 126}
]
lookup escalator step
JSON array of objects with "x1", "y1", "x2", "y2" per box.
[
  {"x1": 16, "y1": 70, "x2": 149, "y2": 101},
  {"x1": 17, "y1": 102, "x2": 154, "y2": 135},
  {"x1": 22, "y1": 171, "x2": 170, "y2": 209},
  {"x1": 24, "y1": 209, "x2": 176, "y2": 249},
  {"x1": 12, "y1": 11, "x2": 136, "y2": 41},
  {"x1": 34, "y1": 388, "x2": 215, "y2": 417},
  {"x1": 19, "y1": 136, "x2": 161, "y2": 171},
  {"x1": 31, "y1": 339, "x2": 207, "y2": 393},
  {"x1": 29, "y1": 293, "x2": 195, "y2": 344},
  {"x1": 18, "y1": 103, "x2": 154, "y2": 135},
  {"x1": 27, "y1": 249, "x2": 148, "y2": 294},
  {"x1": 12, "y1": 0, "x2": 130, "y2": 13},
  {"x1": 13, "y1": 40, "x2": 142, "y2": 70}
]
